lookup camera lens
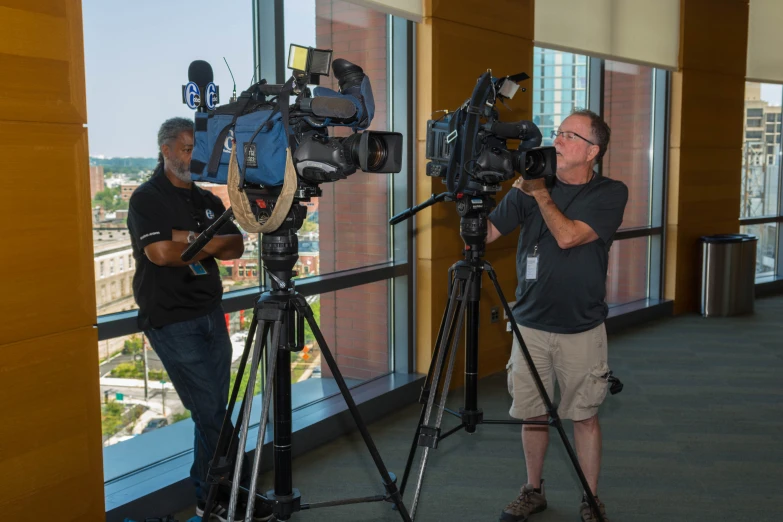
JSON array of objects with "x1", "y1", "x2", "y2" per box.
[
  {"x1": 365, "y1": 134, "x2": 388, "y2": 171},
  {"x1": 346, "y1": 133, "x2": 388, "y2": 172}
]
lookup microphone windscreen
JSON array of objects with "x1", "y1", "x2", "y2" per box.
[
  {"x1": 188, "y1": 60, "x2": 213, "y2": 87},
  {"x1": 311, "y1": 97, "x2": 357, "y2": 119}
]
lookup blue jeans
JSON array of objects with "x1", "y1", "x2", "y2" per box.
[{"x1": 145, "y1": 306, "x2": 238, "y2": 502}]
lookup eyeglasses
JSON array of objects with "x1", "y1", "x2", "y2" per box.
[{"x1": 551, "y1": 130, "x2": 595, "y2": 146}]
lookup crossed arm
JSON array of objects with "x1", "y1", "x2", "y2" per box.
[{"x1": 144, "y1": 230, "x2": 244, "y2": 267}]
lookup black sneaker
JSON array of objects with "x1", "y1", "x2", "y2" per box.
[
  {"x1": 499, "y1": 479, "x2": 547, "y2": 522},
  {"x1": 579, "y1": 494, "x2": 609, "y2": 522}
]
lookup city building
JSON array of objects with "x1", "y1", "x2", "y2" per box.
[
  {"x1": 120, "y1": 182, "x2": 141, "y2": 201},
  {"x1": 89, "y1": 165, "x2": 105, "y2": 199}
]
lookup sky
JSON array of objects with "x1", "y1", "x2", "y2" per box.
[
  {"x1": 760, "y1": 84, "x2": 783, "y2": 107},
  {"x1": 82, "y1": 0, "x2": 315, "y2": 158}
]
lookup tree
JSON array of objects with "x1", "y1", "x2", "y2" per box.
[
  {"x1": 123, "y1": 335, "x2": 143, "y2": 355},
  {"x1": 93, "y1": 186, "x2": 128, "y2": 212},
  {"x1": 303, "y1": 299, "x2": 321, "y2": 345}
]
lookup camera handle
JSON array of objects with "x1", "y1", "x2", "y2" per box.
[{"x1": 180, "y1": 207, "x2": 235, "y2": 262}]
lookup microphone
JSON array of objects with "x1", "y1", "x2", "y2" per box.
[
  {"x1": 185, "y1": 60, "x2": 216, "y2": 111},
  {"x1": 189, "y1": 60, "x2": 213, "y2": 91}
]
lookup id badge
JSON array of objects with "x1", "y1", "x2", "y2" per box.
[
  {"x1": 188, "y1": 261, "x2": 209, "y2": 276},
  {"x1": 526, "y1": 247, "x2": 539, "y2": 281}
]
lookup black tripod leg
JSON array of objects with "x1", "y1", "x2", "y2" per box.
[
  {"x1": 409, "y1": 272, "x2": 472, "y2": 520},
  {"x1": 202, "y1": 315, "x2": 265, "y2": 520},
  {"x1": 227, "y1": 319, "x2": 269, "y2": 521},
  {"x1": 299, "y1": 303, "x2": 413, "y2": 522},
  {"x1": 399, "y1": 268, "x2": 463, "y2": 497},
  {"x1": 485, "y1": 265, "x2": 605, "y2": 522},
  {"x1": 244, "y1": 321, "x2": 281, "y2": 522}
]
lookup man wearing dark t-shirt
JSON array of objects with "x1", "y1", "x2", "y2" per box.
[
  {"x1": 128, "y1": 118, "x2": 270, "y2": 520},
  {"x1": 489, "y1": 110, "x2": 627, "y2": 522}
]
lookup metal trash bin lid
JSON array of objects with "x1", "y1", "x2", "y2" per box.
[{"x1": 700, "y1": 234, "x2": 757, "y2": 244}]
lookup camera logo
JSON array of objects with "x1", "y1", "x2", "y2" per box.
[
  {"x1": 206, "y1": 82, "x2": 217, "y2": 110},
  {"x1": 185, "y1": 82, "x2": 201, "y2": 110},
  {"x1": 223, "y1": 130, "x2": 235, "y2": 153}
]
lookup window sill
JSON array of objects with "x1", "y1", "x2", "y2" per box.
[
  {"x1": 606, "y1": 298, "x2": 673, "y2": 334},
  {"x1": 105, "y1": 372, "x2": 424, "y2": 522},
  {"x1": 755, "y1": 275, "x2": 783, "y2": 297}
]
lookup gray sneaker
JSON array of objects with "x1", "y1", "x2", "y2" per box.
[
  {"x1": 579, "y1": 495, "x2": 609, "y2": 522},
  {"x1": 499, "y1": 480, "x2": 547, "y2": 522}
]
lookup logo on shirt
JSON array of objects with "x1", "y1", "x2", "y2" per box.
[
  {"x1": 140, "y1": 231, "x2": 161, "y2": 241},
  {"x1": 205, "y1": 209, "x2": 215, "y2": 220}
]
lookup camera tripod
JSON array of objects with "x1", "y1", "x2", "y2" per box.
[
  {"x1": 195, "y1": 205, "x2": 411, "y2": 522},
  {"x1": 393, "y1": 193, "x2": 605, "y2": 522}
]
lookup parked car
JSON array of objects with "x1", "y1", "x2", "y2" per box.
[{"x1": 141, "y1": 417, "x2": 168, "y2": 434}]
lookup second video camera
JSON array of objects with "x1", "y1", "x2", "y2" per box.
[{"x1": 424, "y1": 71, "x2": 556, "y2": 194}]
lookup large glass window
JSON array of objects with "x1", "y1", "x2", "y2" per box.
[
  {"x1": 285, "y1": 0, "x2": 393, "y2": 274},
  {"x1": 602, "y1": 60, "x2": 654, "y2": 229},
  {"x1": 533, "y1": 48, "x2": 589, "y2": 146},
  {"x1": 740, "y1": 82, "x2": 783, "y2": 280},
  {"x1": 88, "y1": 0, "x2": 412, "y2": 487},
  {"x1": 84, "y1": 0, "x2": 256, "y2": 320},
  {"x1": 532, "y1": 48, "x2": 667, "y2": 306}
]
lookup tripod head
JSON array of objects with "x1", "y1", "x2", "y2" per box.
[
  {"x1": 181, "y1": 187, "x2": 316, "y2": 290},
  {"x1": 389, "y1": 188, "x2": 496, "y2": 262}
]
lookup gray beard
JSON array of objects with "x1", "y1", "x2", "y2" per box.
[{"x1": 167, "y1": 158, "x2": 192, "y2": 183}]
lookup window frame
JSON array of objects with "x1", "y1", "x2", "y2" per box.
[
  {"x1": 96, "y1": 0, "x2": 416, "y2": 488},
  {"x1": 740, "y1": 83, "x2": 783, "y2": 282}
]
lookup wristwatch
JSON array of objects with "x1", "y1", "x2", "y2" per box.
[{"x1": 187, "y1": 231, "x2": 196, "y2": 244}]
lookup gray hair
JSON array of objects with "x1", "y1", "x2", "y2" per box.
[
  {"x1": 570, "y1": 109, "x2": 611, "y2": 164},
  {"x1": 157, "y1": 117, "x2": 194, "y2": 148}
]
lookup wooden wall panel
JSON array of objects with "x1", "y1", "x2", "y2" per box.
[
  {"x1": 666, "y1": 0, "x2": 747, "y2": 314},
  {"x1": 0, "y1": 327, "x2": 103, "y2": 521},
  {"x1": 0, "y1": 1, "x2": 102, "y2": 519},
  {"x1": 680, "y1": 0, "x2": 749, "y2": 76},
  {"x1": 0, "y1": 122, "x2": 96, "y2": 345},
  {"x1": 0, "y1": 1, "x2": 87, "y2": 124},
  {"x1": 426, "y1": 0, "x2": 534, "y2": 39},
  {"x1": 415, "y1": 0, "x2": 534, "y2": 382},
  {"x1": 679, "y1": 69, "x2": 746, "y2": 150}
]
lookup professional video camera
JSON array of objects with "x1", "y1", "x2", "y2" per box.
[
  {"x1": 424, "y1": 71, "x2": 556, "y2": 195},
  {"x1": 181, "y1": 44, "x2": 402, "y2": 240},
  {"x1": 390, "y1": 69, "x2": 556, "y2": 257}
]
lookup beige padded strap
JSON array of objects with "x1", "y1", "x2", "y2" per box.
[{"x1": 227, "y1": 142, "x2": 297, "y2": 233}]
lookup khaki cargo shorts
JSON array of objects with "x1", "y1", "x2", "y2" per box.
[{"x1": 506, "y1": 323, "x2": 610, "y2": 421}]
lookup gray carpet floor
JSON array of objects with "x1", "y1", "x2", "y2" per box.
[{"x1": 177, "y1": 295, "x2": 783, "y2": 521}]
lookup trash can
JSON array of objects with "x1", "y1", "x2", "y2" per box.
[{"x1": 700, "y1": 234, "x2": 757, "y2": 317}]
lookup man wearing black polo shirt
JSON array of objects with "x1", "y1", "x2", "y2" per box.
[
  {"x1": 128, "y1": 117, "x2": 269, "y2": 520},
  {"x1": 489, "y1": 110, "x2": 628, "y2": 522}
]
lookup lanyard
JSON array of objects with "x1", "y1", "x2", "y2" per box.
[{"x1": 533, "y1": 176, "x2": 594, "y2": 251}]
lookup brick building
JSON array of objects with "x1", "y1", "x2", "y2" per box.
[
  {"x1": 89, "y1": 165, "x2": 105, "y2": 199},
  {"x1": 315, "y1": 1, "x2": 391, "y2": 381}
]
